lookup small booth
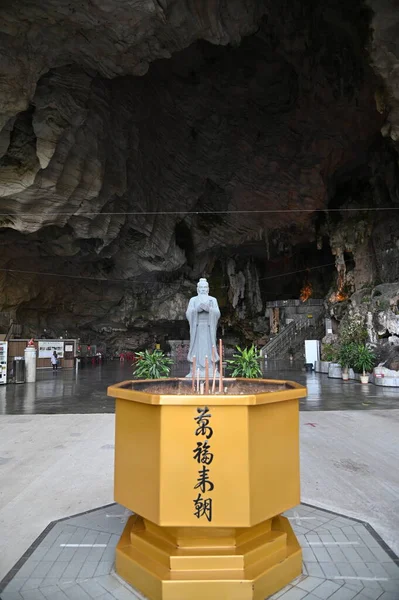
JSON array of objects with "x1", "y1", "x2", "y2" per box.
[{"x1": 7, "y1": 339, "x2": 78, "y2": 373}]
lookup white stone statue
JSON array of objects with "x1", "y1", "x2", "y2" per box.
[{"x1": 186, "y1": 278, "x2": 220, "y2": 377}]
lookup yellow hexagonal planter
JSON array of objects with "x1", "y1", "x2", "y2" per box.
[{"x1": 108, "y1": 378, "x2": 307, "y2": 600}]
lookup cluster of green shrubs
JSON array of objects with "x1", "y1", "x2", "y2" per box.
[
  {"x1": 322, "y1": 341, "x2": 375, "y2": 375},
  {"x1": 338, "y1": 342, "x2": 375, "y2": 374},
  {"x1": 132, "y1": 345, "x2": 262, "y2": 379}
]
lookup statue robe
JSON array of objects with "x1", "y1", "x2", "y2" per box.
[{"x1": 186, "y1": 294, "x2": 220, "y2": 375}]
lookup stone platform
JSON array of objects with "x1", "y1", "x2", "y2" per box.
[{"x1": 0, "y1": 504, "x2": 398, "y2": 600}]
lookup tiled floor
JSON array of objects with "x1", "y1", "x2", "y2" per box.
[
  {"x1": 1, "y1": 504, "x2": 398, "y2": 600},
  {"x1": 1, "y1": 361, "x2": 399, "y2": 415}
]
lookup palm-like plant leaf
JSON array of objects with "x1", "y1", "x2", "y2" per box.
[
  {"x1": 226, "y1": 344, "x2": 262, "y2": 378},
  {"x1": 133, "y1": 349, "x2": 173, "y2": 379}
]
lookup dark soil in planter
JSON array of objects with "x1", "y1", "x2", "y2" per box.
[{"x1": 126, "y1": 378, "x2": 288, "y2": 395}]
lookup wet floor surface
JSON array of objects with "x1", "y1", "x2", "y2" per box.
[{"x1": 0, "y1": 360, "x2": 398, "y2": 415}]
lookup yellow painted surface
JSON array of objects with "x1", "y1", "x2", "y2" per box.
[
  {"x1": 108, "y1": 378, "x2": 307, "y2": 406},
  {"x1": 116, "y1": 514, "x2": 301, "y2": 600},
  {"x1": 159, "y1": 404, "x2": 251, "y2": 526},
  {"x1": 108, "y1": 378, "x2": 306, "y2": 599},
  {"x1": 114, "y1": 399, "x2": 161, "y2": 523},
  {"x1": 249, "y1": 400, "x2": 300, "y2": 523}
]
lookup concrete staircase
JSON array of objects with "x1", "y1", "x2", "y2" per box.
[
  {"x1": 0, "y1": 321, "x2": 22, "y2": 341},
  {"x1": 261, "y1": 314, "x2": 324, "y2": 359}
]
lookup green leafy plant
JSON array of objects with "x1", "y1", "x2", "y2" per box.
[
  {"x1": 133, "y1": 349, "x2": 173, "y2": 379},
  {"x1": 352, "y1": 344, "x2": 375, "y2": 375},
  {"x1": 321, "y1": 343, "x2": 338, "y2": 362},
  {"x1": 339, "y1": 314, "x2": 368, "y2": 345},
  {"x1": 338, "y1": 342, "x2": 357, "y2": 370},
  {"x1": 227, "y1": 345, "x2": 262, "y2": 378}
]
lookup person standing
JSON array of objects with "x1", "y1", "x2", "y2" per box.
[{"x1": 51, "y1": 350, "x2": 58, "y2": 371}]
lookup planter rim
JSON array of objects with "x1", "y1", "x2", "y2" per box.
[{"x1": 108, "y1": 377, "x2": 307, "y2": 406}]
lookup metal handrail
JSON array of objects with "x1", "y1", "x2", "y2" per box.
[
  {"x1": 261, "y1": 313, "x2": 324, "y2": 358},
  {"x1": 5, "y1": 320, "x2": 14, "y2": 342},
  {"x1": 5, "y1": 321, "x2": 22, "y2": 341},
  {"x1": 265, "y1": 299, "x2": 324, "y2": 308}
]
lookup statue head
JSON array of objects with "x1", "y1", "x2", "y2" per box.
[{"x1": 197, "y1": 278, "x2": 209, "y2": 296}]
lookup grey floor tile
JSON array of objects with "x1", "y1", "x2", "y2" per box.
[
  {"x1": 380, "y1": 562, "x2": 399, "y2": 578},
  {"x1": 378, "y1": 593, "x2": 399, "y2": 600},
  {"x1": 42, "y1": 545, "x2": 64, "y2": 562},
  {"x1": 358, "y1": 587, "x2": 385, "y2": 600},
  {"x1": 303, "y1": 548, "x2": 318, "y2": 562},
  {"x1": 296, "y1": 577, "x2": 325, "y2": 592},
  {"x1": 327, "y1": 587, "x2": 359, "y2": 600},
  {"x1": 269, "y1": 584, "x2": 293, "y2": 599},
  {"x1": 61, "y1": 584, "x2": 92, "y2": 599},
  {"x1": 344, "y1": 580, "x2": 364, "y2": 592},
  {"x1": 351, "y1": 562, "x2": 374, "y2": 577},
  {"x1": 1, "y1": 592, "x2": 24, "y2": 600},
  {"x1": 312, "y1": 580, "x2": 342, "y2": 599},
  {"x1": 306, "y1": 563, "x2": 326, "y2": 578},
  {"x1": 340, "y1": 547, "x2": 362, "y2": 562},
  {"x1": 319, "y1": 535, "x2": 336, "y2": 544},
  {"x1": 20, "y1": 578, "x2": 44, "y2": 591},
  {"x1": 95, "y1": 575, "x2": 123, "y2": 594},
  {"x1": 326, "y1": 548, "x2": 347, "y2": 563},
  {"x1": 2, "y1": 502, "x2": 397, "y2": 600},
  {"x1": 320, "y1": 562, "x2": 340, "y2": 578},
  {"x1": 312, "y1": 547, "x2": 332, "y2": 562},
  {"x1": 61, "y1": 562, "x2": 84, "y2": 579},
  {"x1": 356, "y1": 547, "x2": 382, "y2": 563},
  {"x1": 278, "y1": 588, "x2": 307, "y2": 600},
  {"x1": 335, "y1": 563, "x2": 357, "y2": 577},
  {"x1": 57, "y1": 547, "x2": 78, "y2": 562},
  {"x1": 40, "y1": 585, "x2": 62, "y2": 597},
  {"x1": 380, "y1": 580, "x2": 399, "y2": 593},
  {"x1": 16, "y1": 562, "x2": 40, "y2": 579},
  {"x1": 307, "y1": 535, "x2": 322, "y2": 543},
  {"x1": 79, "y1": 579, "x2": 109, "y2": 598},
  {"x1": 67, "y1": 529, "x2": 92, "y2": 545},
  {"x1": 332, "y1": 534, "x2": 350, "y2": 543},
  {"x1": 30, "y1": 563, "x2": 54, "y2": 579},
  {"x1": 39, "y1": 577, "x2": 61, "y2": 588},
  {"x1": 43, "y1": 590, "x2": 69, "y2": 600},
  {"x1": 112, "y1": 586, "x2": 143, "y2": 599},
  {"x1": 93, "y1": 562, "x2": 114, "y2": 577},
  {"x1": 20, "y1": 590, "x2": 47, "y2": 600},
  {"x1": 72, "y1": 547, "x2": 93, "y2": 562},
  {"x1": 369, "y1": 546, "x2": 395, "y2": 561},
  {"x1": 30, "y1": 548, "x2": 50, "y2": 562},
  {"x1": 365, "y1": 562, "x2": 391, "y2": 578},
  {"x1": 46, "y1": 562, "x2": 68, "y2": 579},
  {"x1": 85, "y1": 547, "x2": 106, "y2": 562},
  {"x1": 78, "y1": 562, "x2": 99, "y2": 579}
]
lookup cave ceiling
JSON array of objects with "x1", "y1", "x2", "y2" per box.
[{"x1": 0, "y1": 0, "x2": 398, "y2": 346}]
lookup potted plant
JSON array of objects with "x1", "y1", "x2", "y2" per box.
[
  {"x1": 315, "y1": 343, "x2": 338, "y2": 374},
  {"x1": 353, "y1": 344, "x2": 375, "y2": 384},
  {"x1": 226, "y1": 344, "x2": 262, "y2": 378},
  {"x1": 338, "y1": 342, "x2": 356, "y2": 381},
  {"x1": 133, "y1": 349, "x2": 173, "y2": 379}
]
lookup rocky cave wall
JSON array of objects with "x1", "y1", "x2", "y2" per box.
[{"x1": 0, "y1": 0, "x2": 398, "y2": 350}]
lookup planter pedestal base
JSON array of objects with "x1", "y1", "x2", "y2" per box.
[{"x1": 116, "y1": 514, "x2": 302, "y2": 600}]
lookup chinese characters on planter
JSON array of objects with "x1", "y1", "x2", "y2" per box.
[{"x1": 193, "y1": 406, "x2": 214, "y2": 522}]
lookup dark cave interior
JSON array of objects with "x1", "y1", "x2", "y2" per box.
[{"x1": 0, "y1": 0, "x2": 399, "y2": 349}]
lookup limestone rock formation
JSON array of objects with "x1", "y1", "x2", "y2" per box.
[{"x1": 0, "y1": 0, "x2": 398, "y2": 350}]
